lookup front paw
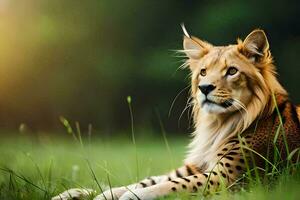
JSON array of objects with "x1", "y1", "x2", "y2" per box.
[
  {"x1": 118, "y1": 191, "x2": 139, "y2": 200},
  {"x1": 52, "y1": 188, "x2": 95, "y2": 200},
  {"x1": 119, "y1": 189, "x2": 153, "y2": 200},
  {"x1": 94, "y1": 187, "x2": 127, "y2": 200}
]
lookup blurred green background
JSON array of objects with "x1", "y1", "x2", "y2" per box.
[{"x1": 0, "y1": 0, "x2": 299, "y2": 135}]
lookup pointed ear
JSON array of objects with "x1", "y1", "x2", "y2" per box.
[
  {"x1": 242, "y1": 29, "x2": 269, "y2": 59},
  {"x1": 183, "y1": 36, "x2": 211, "y2": 59}
]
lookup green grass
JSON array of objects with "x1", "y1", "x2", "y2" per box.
[
  {"x1": 1, "y1": 133, "x2": 300, "y2": 200},
  {"x1": 0, "y1": 133, "x2": 186, "y2": 200}
]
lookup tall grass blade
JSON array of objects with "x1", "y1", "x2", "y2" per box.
[
  {"x1": 0, "y1": 167, "x2": 47, "y2": 193},
  {"x1": 272, "y1": 93, "x2": 290, "y2": 167},
  {"x1": 127, "y1": 96, "x2": 139, "y2": 182},
  {"x1": 75, "y1": 121, "x2": 83, "y2": 147},
  {"x1": 86, "y1": 160, "x2": 107, "y2": 200},
  {"x1": 155, "y1": 108, "x2": 174, "y2": 168},
  {"x1": 59, "y1": 116, "x2": 78, "y2": 142}
]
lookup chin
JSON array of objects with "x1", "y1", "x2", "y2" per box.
[{"x1": 202, "y1": 103, "x2": 228, "y2": 114}]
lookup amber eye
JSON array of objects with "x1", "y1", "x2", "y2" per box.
[
  {"x1": 200, "y1": 68, "x2": 206, "y2": 76},
  {"x1": 226, "y1": 66, "x2": 238, "y2": 76}
]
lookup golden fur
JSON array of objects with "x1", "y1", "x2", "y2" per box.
[{"x1": 183, "y1": 29, "x2": 289, "y2": 169}]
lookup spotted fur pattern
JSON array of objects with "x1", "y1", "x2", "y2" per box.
[
  {"x1": 92, "y1": 136, "x2": 251, "y2": 200},
  {"x1": 94, "y1": 99, "x2": 299, "y2": 200}
]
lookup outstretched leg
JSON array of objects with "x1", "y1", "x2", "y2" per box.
[
  {"x1": 94, "y1": 164, "x2": 202, "y2": 200},
  {"x1": 53, "y1": 137, "x2": 249, "y2": 200}
]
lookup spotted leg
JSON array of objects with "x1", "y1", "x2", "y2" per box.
[{"x1": 94, "y1": 164, "x2": 202, "y2": 200}]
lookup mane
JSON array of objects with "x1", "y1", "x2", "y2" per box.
[{"x1": 184, "y1": 46, "x2": 288, "y2": 170}]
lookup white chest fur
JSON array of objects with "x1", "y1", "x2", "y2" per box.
[{"x1": 184, "y1": 112, "x2": 241, "y2": 171}]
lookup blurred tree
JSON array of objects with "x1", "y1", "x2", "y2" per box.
[{"x1": 0, "y1": 0, "x2": 298, "y2": 135}]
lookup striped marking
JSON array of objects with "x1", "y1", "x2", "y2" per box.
[
  {"x1": 227, "y1": 139, "x2": 239, "y2": 144},
  {"x1": 225, "y1": 163, "x2": 231, "y2": 167},
  {"x1": 180, "y1": 177, "x2": 190, "y2": 182},
  {"x1": 225, "y1": 156, "x2": 234, "y2": 160},
  {"x1": 290, "y1": 104, "x2": 300, "y2": 128},
  {"x1": 140, "y1": 182, "x2": 147, "y2": 187},
  {"x1": 221, "y1": 171, "x2": 227, "y2": 178},
  {"x1": 193, "y1": 186, "x2": 198, "y2": 192},
  {"x1": 278, "y1": 100, "x2": 288, "y2": 113},
  {"x1": 186, "y1": 165, "x2": 194, "y2": 176},
  {"x1": 175, "y1": 169, "x2": 183, "y2": 178},
  {"x1": 148, "y1": 177, "x2": 156, "y2": 185},
  {"x1": 194, "y1": 166, "x2": 202, "y2": 173}
]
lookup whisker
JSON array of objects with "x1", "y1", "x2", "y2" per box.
[
  {"x1": 178, "y1": 103, "x2": 193, "y2": 127},
  {"x1": 234, "y1": 99, "x2": 248, "y2": 112},
  {"x1": 168, "y1": 85, "x2": 191, "y2": 117},
  {"x1": 232, "y1": 98, "x2": 249, "y2": 118},
  {"x1": 178, "y1": 61, "x2": 189, "y2": 70},
  {"x1": 231, "y1": 101, "x2": 244, "y2": 116},
  {"x1": 172, "y1": 55, "x2": 189, "y2": 58},
  {"x1": 178, "y1": 98, "x2": 194, "y2": 128},
  {"x1": 187, "y1": 101, "x2": 195, "y2": 129}
]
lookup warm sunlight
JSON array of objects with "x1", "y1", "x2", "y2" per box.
[{"x1": 0, "y1": 1, "x2": 299, "y2": 200}]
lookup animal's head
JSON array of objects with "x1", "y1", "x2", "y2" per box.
[{"x1": 182, "y1": 27, "x2": 287, "y2": 129}]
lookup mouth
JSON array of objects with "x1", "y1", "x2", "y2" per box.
[{"x1": 202, "y1": 98, "x2": 233, "y2": 108}]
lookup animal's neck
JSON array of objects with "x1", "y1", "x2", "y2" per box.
[
  {"x1": 185, "y1": 94, "x2": 269, "y2": 169},
  {"x1": 185, "y1": 110, "x2": 245, "y2": 170}
]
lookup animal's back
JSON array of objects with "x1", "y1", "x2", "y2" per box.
[{"x1": 246, "y1": 95, "x2": 300, "y2": 167}]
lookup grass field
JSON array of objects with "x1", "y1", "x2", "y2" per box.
[{"x1": 1, "y1": 132, "x2": 300, "y2": 200}]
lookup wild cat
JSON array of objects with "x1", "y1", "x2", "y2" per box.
[{"x1": 53, "y1": 26, "x2": 300, "y2": 200}]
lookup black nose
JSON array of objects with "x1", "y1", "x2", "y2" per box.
[{"x1": 198, "y1": 84, "x2": 216, "y2": 95}]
